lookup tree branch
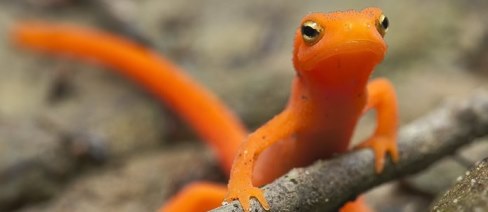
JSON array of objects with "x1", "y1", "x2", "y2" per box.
[{"x1": 211, "y1": 92, "x2": 488, "y2": 212}]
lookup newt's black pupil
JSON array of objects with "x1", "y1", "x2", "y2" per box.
[
  {"x1": 381, "y1": 16, "x2": 389, "y2": 29},
  {"x1": 302, "y1": 25, "x2": 318, "y2": 38}
]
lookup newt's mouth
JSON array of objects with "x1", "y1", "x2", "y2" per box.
[{"x1": 297, "y1": 40, "x2": 386, "y2": 71}]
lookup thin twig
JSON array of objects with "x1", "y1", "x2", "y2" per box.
[{"x1": 211, "y1": 92, "x2": 488, "y2": 212}]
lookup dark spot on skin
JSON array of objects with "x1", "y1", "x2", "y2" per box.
[
  {"x1": 301, "y1": 95, "x2": 308, "y2": 100},
  {"x1": 296, "y1": 72, "x2": 302, "y2": 78},
  {"x1": 262, "y1": 136, "x2": 266, "y2": 139}
]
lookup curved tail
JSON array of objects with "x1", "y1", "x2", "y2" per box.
[{"x1": 12, "y1": 22, "x2": 246, "y2": 173}]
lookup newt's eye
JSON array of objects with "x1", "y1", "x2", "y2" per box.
[
  {"x1": 377, "y1": 14, "x2": 389, "y2": 37},
  {"x1": 301, "y1": 21, "x2": 324, "y2": 45}
]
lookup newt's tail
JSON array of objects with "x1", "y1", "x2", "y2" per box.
[{"x1": 12, "y1": 22, "x2": 246, "y2": 173}]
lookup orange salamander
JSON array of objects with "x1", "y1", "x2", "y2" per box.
[{"x1": 12, "y1": 7, "x2": 398, "y2": 212}]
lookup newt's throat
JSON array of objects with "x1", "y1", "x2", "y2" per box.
[{"x1": 300, "y1": 52, "x2": 379, "y2": 92}]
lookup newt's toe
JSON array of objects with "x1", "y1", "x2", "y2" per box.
[
  {"x1": 355, "y1": 136, "x2": 398, "y2": 173},
  {"x1": 224, "y1": 186, "x2": 269, "y2": 211}
]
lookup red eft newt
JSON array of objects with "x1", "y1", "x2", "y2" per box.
[{"x1": 11, "y1": 7, "x2": 398, "y2": 212}]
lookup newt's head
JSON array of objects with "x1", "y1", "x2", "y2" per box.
[{"x1": 292, "y1": 7, "x2": 388, "y2": 80}]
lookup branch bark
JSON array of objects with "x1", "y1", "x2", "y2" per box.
[{"x1": 211, "y1": 92, "x2": 488, "y2": 212}]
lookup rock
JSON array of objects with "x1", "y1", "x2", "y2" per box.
[
  {"x1": 431, "y1": 158, "x2": 488, "y2": 211},
  {"x1": 403, "y1": 158, "x2": 466, "y2": 196},
  {"x1": 403, "y1": 140, "x2": 488, "y2": 196},
  {"x1": 0, "y1": 120, "x2": 72, "y2": 210}
]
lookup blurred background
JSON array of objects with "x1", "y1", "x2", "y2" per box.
[{"x1": 0, "y1": 0, "x2": 487, "y2": 211}]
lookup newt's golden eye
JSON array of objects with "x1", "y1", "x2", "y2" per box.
[
  {"x1": 377, "y1": 14, "x2": 389, "y2": 37},
  {"x1": 301, "y1": 21, "x2": 324, "y2": 45}
]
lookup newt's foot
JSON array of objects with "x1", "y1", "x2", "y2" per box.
[
  {"x1": 223, "y1": 185, "x2": 270, "y2": 211},
  {"x1": 355, "y1": 135, "x2": 399, "y2": 173}
]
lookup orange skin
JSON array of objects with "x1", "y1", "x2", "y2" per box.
[{"x1": 11, "y1": 7, "x2": 399, "y2": 212}]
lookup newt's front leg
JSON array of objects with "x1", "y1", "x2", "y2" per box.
[
  {"x1": 356, "y1": 78, "x2": 399, "y2": 173},
  {"x1": 223, "y1": 110, "x2": 298, "y2": 211}
]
